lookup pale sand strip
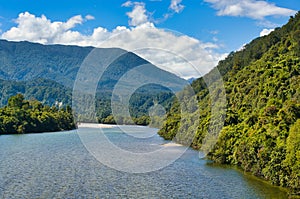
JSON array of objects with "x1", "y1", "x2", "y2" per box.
[
  {"x1": 162, "y1": 142, "x2": 183, "y2": 147},
  {"x1": 77, "y1": 123, "x2": 114, "y2": 128}
]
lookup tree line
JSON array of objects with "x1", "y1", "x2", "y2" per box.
[{"x1": 0, "y1": 94, "x2": 76, "y2": 134}]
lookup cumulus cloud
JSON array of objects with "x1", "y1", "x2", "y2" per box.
[
  {"x1": 169, "y1": 0, "x2": 185, "y2": 13},
  {"x1": 1, "y1": 12, "x2": 97, "y2": 44},
  {"x1": 100, "y1": 26, "x2": 226, "y2": 78},
  {"x1": 122, "y1": 1, "x2": 149, "y2": 26},
  {"x1": 260, "y1": 28, "x2": 274, "y2": 37},
  {"x1": 1, "y1": 12, "x2": 225, "y2": 78},
  {"x1": 204, "y1": 0, "x2": 296, "y2": 20}
]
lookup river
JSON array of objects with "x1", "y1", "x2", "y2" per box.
[{"x1": 0, "y1": 126, "x2": 287, "y2": 198}]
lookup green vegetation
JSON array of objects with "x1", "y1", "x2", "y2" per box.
[
  {"x1": 96, "y1": 84, "x2": 175, "y2": 126},
  {"x1": 0, "y1": 78, "x2": 72, "y2": 107},
  {"x1": 0, "y1": 40, "x2": 185, "y2": 125},
  {"x1": 159, "y1": 12, "x2": 300, "y2": 194},
  {"x1": 0, "y1": 77, "x2": 176, "y2": 126},
  {"x1": 0, "y1": 40, "x2": 92, "y2": 88},
  {"x1": 0, "y1": 94, "x2": 76, "y2": 134}
]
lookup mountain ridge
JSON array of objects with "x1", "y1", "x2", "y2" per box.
[{"x1": 0, "y1": 39, "x2": 186, "y2": 124}]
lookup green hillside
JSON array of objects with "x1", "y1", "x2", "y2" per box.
[
  {"x1": 0, "y1": 40, "x2": 184, "y2": 90},
  {"x1": 159, "y1": 12, "x2": 300, "y2": 194},
  {"x1": 0, "y1": 40, "x2": 186, "y2": 124},
  {"x1": 0, "y1": 78, "x2": 72, "y2": 107},
  {"x1": 0, "y1": 40, "x2": 92, "y2": 87}
]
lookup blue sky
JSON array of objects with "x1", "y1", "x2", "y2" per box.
[{"x1": 0, "y1": 0, "x2": 299, "y2": 78}]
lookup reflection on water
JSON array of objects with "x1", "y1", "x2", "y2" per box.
[{"x1": 0, "y1": 126, "x2": 288, "y2": 198}]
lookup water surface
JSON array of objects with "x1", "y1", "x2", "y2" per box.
[{"x1": 0, "y1": 126, "x2": 287, "y2": 198}]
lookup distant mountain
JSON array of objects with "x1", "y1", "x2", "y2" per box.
[
  {"x1": 0, "y1": 39, "x2": 187, "y2": 124},
  {"x1": 0, "y1": 40, "x2": 185, "y2": 90},
  {"x1": 0, "y1": 40, "x2": 92, "y2": 87},
  {"x1": 159, "y1": 12, "x2": 300, "y2": 194},
  {"x1": 0, "y1": 78, "x2": 71, "y2": 107},
  {"x1": 187, "y1": 77, "x2": 196, "y2": 84}
]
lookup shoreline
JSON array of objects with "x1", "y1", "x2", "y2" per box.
[
  {"x1": 161, "y1": 142, "x2": 183, "y2": 147},
  {"x1": 77, "y1": 122, "x2": 115, "y2": 128}
]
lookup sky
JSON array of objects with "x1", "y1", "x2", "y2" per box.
[{"x1": 0, "y1": 0, "x2": 299, "y2": 79}]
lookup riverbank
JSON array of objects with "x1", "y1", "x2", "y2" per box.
[{"x1": 77, "y1": 123, "x2": 115, "y2": 128}]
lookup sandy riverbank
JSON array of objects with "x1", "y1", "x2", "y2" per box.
[
  {"x1": 162, "y1": 142, "x2": 183, "y2": 147},
  {"x1": 77, "y1": 123, "x2": 115, "y2": 128}
]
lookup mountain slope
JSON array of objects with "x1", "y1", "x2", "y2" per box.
[
  {"x1": 158, "y1": 12, "x2": 300, "y2": 194},
  {"x1": 0, "y1": 40, "x2": 186, "y2": 91},
  {"x1": 0, "y1": 78, "x2": 71, "y2": 107},
  {"x1": 0, "y1": 40, "x2": 186, "y2": 124},
  {"x1": 0, "y1": 40, "x2": 92, "y2": 87}
]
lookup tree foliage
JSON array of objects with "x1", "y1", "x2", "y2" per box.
[
  {"x1": 0, "y1": 94, "x2": 76, "y2": 134},
  {"x1": 159, "y1": 11, "x2": 300, "y2": 194}
]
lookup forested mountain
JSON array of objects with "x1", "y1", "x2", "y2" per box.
[
  {"x1": 0, "y1": 78, "x2": 71, "y2": 107},
  {"x1": 0, "y1": 40, "x2": 186, "y2": 124},
  {"x1": 0, "y1": 40, "x2": 92, "y2": 87},
  {"x1": 0, "y1": 40, "x2": 185, "y2": 90},
  {"x1": 159, "y1": 12, "x2": 300, "y2": 194}
]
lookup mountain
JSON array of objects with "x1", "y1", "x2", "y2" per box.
[
  {"x1": 0, "y1": 78, "x2": 72, "y2": 107},
  {"x1": 187, "y1": 77, "x2": 196, "y2": 84},
  {"x1": 0, "y1": 40, "x2": 185, "y2": 90},
  {"x1": 0, "y1": 40, "x2": 92, "y2": 87},
  {"x1": 0, "y1": 40, "x2": 187, "y2": 124},
  {"x1": 158, "y1": 12, "x2": 300, "y2": 194}
]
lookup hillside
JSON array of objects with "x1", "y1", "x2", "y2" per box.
[
  {"x1": 158, "y1": 12, "x2": 300, "y2": 194},
  {"x1": 0, "y1": 40, "x2": 92, "y2": 87},
  {"x1": 0, "y1": 40, "x2": 186, "y2": 124},
  {"x1": 0, "y1": 78, "x2": 72, "y2": 107},
  {"x1": 0, "y1": 40, "x2": 185, "y2": 90}
]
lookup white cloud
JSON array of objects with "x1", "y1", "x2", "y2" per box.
[
  {"x1": 123, "y1": 1, "x2": 149, "y2": 26},
  {"x1": 260, "y1": 28, "x2": 274, "y2": 37},
  {"x1": 85, "y1": 15, "x2": 95, "y2": 20},
  {"x1": 256, "y1": 20, "x2": 279, "y2": 28},
  {"x1": 1, "y1": 12, "x2": 226, "y2": 79},
  {"x1": 122, "y1": 1, "x2": 184, "y2": 25},
  {"x1": 1, "y1": 12, "x2": 85, "y2": 44},
  {"x1": 122, "y1": 1, "x2": 133, "y2": 7},
  {"x1": 204, "y1": 0, "x2": 296, "y2": 20},
  {"x1": 169, "y1": 0, "x2": 185, "y2": 13},
  {"x1": 99, "y1": 25, "x2": 226, "y2": 78}
]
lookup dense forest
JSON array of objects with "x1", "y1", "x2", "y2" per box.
[
  {"x1": 0, "y1": 78, "x2": 72, "y2": 107},
  {"x1": 0, "y1": 94, "x2": 76, "y2": 134},
  {"x1": 0, "y1": 40, "x2": 186, "y2": 124},
  {"x1": 159, "y1": 12, "x2": 300, "y2": 195},
  {"x1": 0, "y1": 77, "x2": 174, "y2": 125}
]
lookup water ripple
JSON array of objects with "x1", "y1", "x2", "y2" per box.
[{"x1": 0, "y1": 128, "x2": 287, "y2": 199}]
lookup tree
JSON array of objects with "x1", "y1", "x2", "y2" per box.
[
  {"x1": 0, "y1": 94, "x2": 76, "y2": 134},
  {"x1": 284, "y1": 119, "x2": 300, "y2": 192},
  {"x1": 8, "y1": 93, "x2": 24, "y2": 108}
]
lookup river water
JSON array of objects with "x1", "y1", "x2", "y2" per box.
[{"x1": 0, "y1": 126, "x2": 287, "y2": 198}]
